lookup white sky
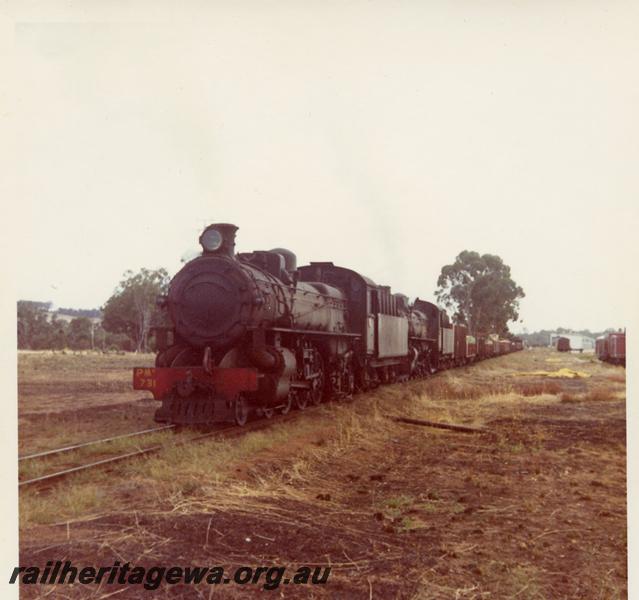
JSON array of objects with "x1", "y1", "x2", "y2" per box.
[{"x1": 8, "y1": 1, "x2": 639, "y2": 333}]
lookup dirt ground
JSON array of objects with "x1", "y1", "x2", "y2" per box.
[{"x1": 17, "y1": 349, "x2": 626, "y2": 599}]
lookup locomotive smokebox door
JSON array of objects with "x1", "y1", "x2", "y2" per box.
[{"x1": 166, "y1": 254, "x2": 254, "y2": 349}]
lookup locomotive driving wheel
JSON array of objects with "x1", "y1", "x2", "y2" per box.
[
  {"x1": 423, "y1": 356, "x2": 433, "y2": 377},
  {"x1": 309, "y1": 373, "x2": 324, "y2": 405},
  {"x1": 234, "y1": 395, "x2": 249, "y2": 426},
  {"x1": 294, "y1": 389, "x2": 309, "y2": 410},
  {"x1": 308, "y1": 349, "x2": 325, "y2": 405},
  {"x1": 280, "y1": 392, "x2": 293, "y2": 415},
  {"x1": 344, "y1": 362, "x2": 355, "y2": 397},
  {"x1": 262, "y1": 405, "x2": 275, "y2": 419},
  {"x1": 332, "y1": 356, "x2": 354, "y2": 401}
]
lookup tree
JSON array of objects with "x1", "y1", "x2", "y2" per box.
[
  {"x1": 57, "y1": 307, "x2": 101, "y2": 318},
  {"x1": 102, "y1": 268, "x2": 170, "y2": 352},
  {"x1": 435, "y1": 251, "x2": 524, "y2": 335},
  {"x1": 17, "y1": 301, "x2": 58, "y2": 349},
  {"x1": 67, "y1": 317, "x2": 93, "y2": 350},
  {"x1": 47, "y1": 318, "x2": 67, "y2": 350}
]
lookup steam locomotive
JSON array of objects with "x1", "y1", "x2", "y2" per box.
[{"x1": 133, "y1": 223, "x2": 522, "y2": 426}]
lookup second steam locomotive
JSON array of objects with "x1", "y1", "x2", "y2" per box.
[{"x1": 134, "y1": 223, "x2": 522, "y2": 426}]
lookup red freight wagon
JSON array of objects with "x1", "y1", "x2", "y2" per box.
[
  {"x1": 556, "y1": 337, "x2": 571, "y2": 352},
  {"x1": 596, "y1": 332, "x2": 625, "y2": 367},
  {"x1": 595, "y1": 336, "x2": 609, "y2": 362},
  {"x1": 476, "y1": 334, "x2": 486, "y2": 360},
  {"x1": 499, "y1": 340, "x2": 511, "y2": 354},
  {"x1": 453, "y1": 324, "x2": 468, "y2": 366},
  {"x1": 608, "y1": 332, "x2": 626, "y2": 366}
]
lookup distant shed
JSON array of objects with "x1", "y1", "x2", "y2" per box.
[{"x1": 549, "y1": 333, "x2": 595, "y2": 352}]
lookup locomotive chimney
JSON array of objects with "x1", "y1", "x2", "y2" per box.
[{"x1": 199, "y1": 223, "x2": 238, "y2": 258}]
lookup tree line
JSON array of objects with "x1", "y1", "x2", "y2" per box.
[
  {"x1": 18, "y1": 300, "x2": 129, "y2": 351},
  {"x1": 18, "y1": 250, "x2": 527, "y2": 352},
  {"x1": 17, "y1": 268, "x2": 169, "y2": 352}
]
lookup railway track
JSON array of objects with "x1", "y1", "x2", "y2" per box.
[
  {"x1": 18, "y1": 361, "x2": 483, "y2": 491},
  {"x1": 18, "y1": 360, "x2": 492, "y2": 492},
  {"x1": 19, "y1": 412, "x2": 300, "y2": 490},
  {"x1": 19, "y1": 424, "x2": 177, "y2": 462}
]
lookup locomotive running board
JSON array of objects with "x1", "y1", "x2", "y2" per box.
[{"x1": 267, "y1": 327, "x2": 360, "y2": 337}]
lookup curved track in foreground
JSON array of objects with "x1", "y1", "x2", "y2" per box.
[{"x1": 19, "y1": 412, "x2": 301, "y2": 490}]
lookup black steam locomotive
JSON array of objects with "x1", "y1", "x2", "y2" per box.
[{"x1": 133, "y1": 223, "x2": 521, "y2": 426}]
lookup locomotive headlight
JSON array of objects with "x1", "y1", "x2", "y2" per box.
[{"x1": 199, "y1": 228, "x2": 223, "y2": 252}]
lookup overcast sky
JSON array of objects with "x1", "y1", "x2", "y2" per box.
[{"x1": 9, "y1": 1, "x2": 639, "y2": 333}]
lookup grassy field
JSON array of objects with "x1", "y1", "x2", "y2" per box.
[
  {"x1": 18, "y1": 348, "x2": 626, "y2": 599},
  {"x1": 18, "y1": 350, "x2": 157, "y2": 455}
]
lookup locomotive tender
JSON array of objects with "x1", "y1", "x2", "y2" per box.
[{"x1": 133, "y1": 223, "x2": 521, "y2": 426}]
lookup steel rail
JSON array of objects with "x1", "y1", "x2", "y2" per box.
[
  {"x1": 19, "y1": 413, "x2": 298, "y2": 489},
  {"x1": 18, "y1": 425, "x2": 177, "y2": 462}
]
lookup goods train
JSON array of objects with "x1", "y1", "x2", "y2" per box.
[
  {"x1": 596, "y1": 331, "x2": 626, "y2": 367},
  {"x1": 133, "y1": 224, "x2": 522, "y2": 426}
]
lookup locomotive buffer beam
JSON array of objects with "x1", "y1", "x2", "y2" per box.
[{"x1": 133, "y1": 366, "x2": 258, "y2": 426}]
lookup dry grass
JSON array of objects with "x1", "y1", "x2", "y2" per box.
[
  {"x1": 18, "y1": 350, "x2": 155, "y2": 416},
  {"x1": 606, "y1": 372, "x2": 627, "y2": 384},
  {"x1": 18, "y1": 351, "x2": 159, "y2": 459},
  {"x1": 515, "y1": 380, "x2": 563, "y2": 396},
  {"x1": 18, "y1": 348, "x2": 626, "y2": 599},
  {"x1": 560, "y1": 389, "x2": 621, "y2": 403},
  {"x1": 21, "y1": 480, "x2": 109, "y2": 525},
  {"x1": 19, "y1": 348, "x2": 621, "y2": 517},
  {"x1": 18, "y1": 350, "x2": 154, "y2": 392},
  {"x1": 418, "y1": 376, "x2": 491, "y2": 400}
]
